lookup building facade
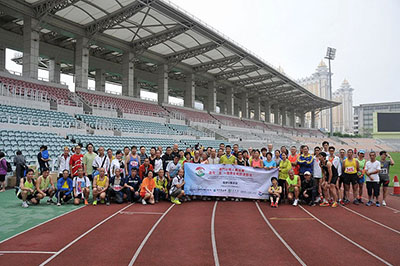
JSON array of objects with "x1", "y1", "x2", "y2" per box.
[
  {"x1": 354, "y1": 101, "x2": 400, "y2": 136},
  {"x1": 298, "y1": 60, "x2": 354, "y2": 134}
]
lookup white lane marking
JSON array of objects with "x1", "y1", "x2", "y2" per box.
[
  {"x1": 0, "y1": 205, "x2": 85, "y2": 245},
  {"x1": 349, "y1": 191, "x2": 400, "y2": 213},
  {"x1": 0, "y1": 251, "x2": 56, "y2": 254},
  {"x1": 39, "y1": 204, "x2": 133, "y2": 266},
  {"x1": 255, "y1": 202, "x2": 306, "y2": 266},
  {"x1": 299, "y1": 205, "x2": 393, "y2": 266},
  {"x1": 128, "y1": 204, "x2": 175, "y2": 266},
  {"x1": 120, "y1": 211, "x2": 164, "y2": 215},
  {"x1": 211, "y1": 201, "x2": 220, "y2": 266},
  {"x1": 341, "y1": 205, "x2": 400, "y2": 235}
]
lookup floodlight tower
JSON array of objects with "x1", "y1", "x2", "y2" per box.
[{"x1": 325, "y1": 47, "x2": 336, "y2": 136}]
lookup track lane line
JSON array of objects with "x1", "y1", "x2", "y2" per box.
[
  {"x1": 39, "y1": 203, "x2": 133, "y2": 266},
  {"x1": 349, "y1": 191, "x2": 400, "y2": 213},
  {"x1": 211, "y1": 201, "x2": 220, "y2": 266},
  {"x1": 128, "y1": 204, "x2": 175, "y2": 266},
  {"x1": 0, "y1": 251, "x2": 56, "y2": 254},
  {"x1": 298, "y1": 205, "x2": 393, "y2": 266},
  {"x1": 0, "y1": 205, "x2": 85, "y2": 244},
  {"x1": 340, "y1": 205, "x2": 400, "y2": 234},
  {"x1": 255, "y1": 202, "x2": 306, "y2": 266}
]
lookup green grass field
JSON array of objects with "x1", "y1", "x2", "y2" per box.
[{"x1": 378, "y1": 152, "x2": 400, "y2": 186}]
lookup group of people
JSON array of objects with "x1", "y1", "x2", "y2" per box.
[{"x1": 12, "y1": 141, "x2": 395, "y2": 209}]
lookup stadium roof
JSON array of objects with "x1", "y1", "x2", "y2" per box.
[{"x1": 0, "y1": 0, "x2": 339, "y2": 112}]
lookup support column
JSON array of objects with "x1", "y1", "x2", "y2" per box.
[
  {"x1": 206, "y1": 81, "x2": 216, "y2": 112},
  {"x1": 290, "y1": 109, "x2": 296, "y2": 127},
  {"x1": 122, "y1": 51, "x2": 134, "y2": 97},
  {"x1": 273, "y1": 105, "x2": 280, "y2": 125},
  {"x1": 311, "y1": 110, "x2": 316, "y2": 129},
  {"x1": 184, "y1": 73, "x2": 195, "y2": 108},
  {"x1": 75, "y1": 36, "x2": 89, "y2": 90},
  {"x1": 264, "y1": 102, "x2": 271, "y2": 123},
  {"x1": 23, "y1": 16, "x2": 39, "y2": 79},
  {"x1": 234, "y1": 103, "x2": 239, "y2": 116},
  {"x1": 133, "y1": 77, "x2": 140, "y2": 98},
  {"x1": 226, "y1": 87, "x2": 234, "y2": 115},
  {"x1": 95, "y1": 69, "x2": 106, "y2": 92},
  {"x1": 219, "y1": 101, "x2": 226, "y2": 114},
  {"x1": 254, "y1": 97, "x2": 261, "y2": 121},
  {"x1": 241, "y1": 92, "x2": 248, "y2": 119},
  {"x1": 49, "y1": 57, "x2": 61, "y2": 83},
  {"x1": 299, "y1": 112, "x2": 306, "y2": 128},
  {"x1": 281, "y1": 107, "x2": 287, "y2": 126},
  {"x1": 157, "y1": 64, "x2": 169, "y2": 105},
  {"x1": 0, "y1": 45, "x2": 6, "y2": 72}
]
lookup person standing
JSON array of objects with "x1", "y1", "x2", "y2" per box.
[
  {"x1": 236, "y1": 151, "x2": 249, "y2": 166},
  {"x1": 342, "y1": 149, "x2": 360, "y2": 205},
  {"x1": 263, "y1": 152, "x2": 276, "y2": 170},
  {"x1": 125, "y1": 146, "x2": 140, "y2": 175},
  {"x1": 319, "y1": 152, "x2": 338, "y2": 207},
  {"x1": 220, "y1": 145, "x2": 236, "y2": 165},
  {"x1": 139, "y1": 158, "x2": 154, "y2": 180},
  {"x1": 13, "y1": 150, "x2": 27, "y2": 186},
  {"x1": 0, "y1": 152, "x2": 8, "y2": 192},
  {"x1": 139, "y1": 146, "x2": 148, "y2": 165},
  {"x1": 153, "y1": 150, "x2": 163, "y2": 175},
  {"x1": 365, "y1": 151, "x2": 382, "y2": 207},
  {"x1": 379, "y1": 151, "x2": 395, "y2": 206},
  {"x1": 288, "y1": 146, "x2": 300, "y2": 175},
  {"x1": 278, "y1": 152, "x2": 292, "y2": 201},
  {"x1": 70, "y1": 145, "x2": 83, "y2": 178},
  {"x1": 57, "y1": 147, "x2": 71, "y2": 179},
  {"x1": 83, "y1": 143, "x2": 96, "y2": 181},
  {"x1": 297, "y1": 145, "x2": 314, "y2": 182},
  {"x1": 356, "y1": 150, "x2": 366, "y2": 203},
  {"x1": 208, "y1": 148, "x2": 220, "y2": 164},
  {"x1": 92, "y1": 147, "x2": 110, "y2": 174},
  {"x1": 313, "y1": 147, "x2": 323, "y2": 203},
  {"x1": 38, "y1": 145, "x2": 50, "y2": 174},
  {"x1": 251, "y1": 150, "x2": 263, "y2": 168},
  {"x1": 110, "y1": 150, "x2": 125, "y2": 178},
  {"x1": 162, "y1": 147, "x2": 174, "y2": 171}
]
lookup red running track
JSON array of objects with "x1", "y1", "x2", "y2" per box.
[
  {"x1": 258, "y1": 203, "x2": 385, "y2": 265},
  {"x1": 133, "y1": 201, "x2": 215, "y2": 266},
  {"x1": 301, "y1": 204, "x2": 400, "y2": 265},
  {"x1": 214, "y1": 201, "x2": 301, "y2": 266}
]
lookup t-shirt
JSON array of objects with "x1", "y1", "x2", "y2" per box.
[
  {"x1": 125, "y1": 175, "x2": 141, "y2": 191},
  {"x1": 288, "y1": 154, "x2": 300, "y2": 175},
  {"x1": 153, "y1": 158, "x2": 163, "y2": 173},
  {"x1": 109, "y1": 176, "x2": 125, "y2": 191},
  {"x1": 313, "y1": 156, "x2": 322, "y2": 178},
  {"x1": 92, "y1": 155, "x2": 110, "y2": 172},
  {"x1": 170, "y1": 175, "x2": 184, "y2": 194},
  {"x1": 220, "y1": 154, "x2": 236, "y2": 164},
  {"x1": 110, "y1": 159, "x2": 125, "y2": 178},
  {"x1": 251, "y1": 158, "x2": 263, "y2": 168},
  {"x1": 38, "y1": 176, "x2": 51, "y2": 191},
  {"x1": 297, "y1": 154, "x2": 314, "y2": 174},
  {"x1": 263, "y1": 160, "x2": 276, "y2": 168},
  {"x1": 208, "y1": 157, "x2": 220, "y2": 164},
  {"x1": 73, "y1": 176, "x2": 91, "y2": 194},
  {"x1": 83, "y1": 152, "x2": 97, "y2": 175},
  {"x1": 365, "y1": 161, "x2": 381, "y2": 182},
  {"x1": 379, "y1": 160, "x2": 391, "y2": 181},
  {"x1": 357, "y1": 158, "x2": 366, "y2": 178},
  {"x1": 140, "y1": 177, "x2": 156, "y2": 193},
  {"x1": 278, "y1": 159, "x2": 292, "y2": 180},
  {"x1": 274, "y1": 157, "x2": 281, "y2": 166},
  {"x1": 166, "y1": 161, "x2": 181, "y2": 178},
  {"x1": 70, "y1": 154, "x2": 83, "y2": 177},
  {"x1": 269, "y1": 185, "x2": 281, "y2": 194}
]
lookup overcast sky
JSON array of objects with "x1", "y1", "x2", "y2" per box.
[{"x1": 170, "y1": 0, "x2": 400, "y2": 105}]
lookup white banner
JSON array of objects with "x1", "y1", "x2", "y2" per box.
[{"x1": 184, "y1": 163, "x2": 278, "y2": 199}]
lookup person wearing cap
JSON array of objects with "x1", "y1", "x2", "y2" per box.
[
  {"x1": 301, "y1": 171, "x2": 316, "y2": 206},
  {"x1": 356, "y1": 150, "x2": 367, "y2": 203},
  {"x1": 268, "y1": 177, "x2": 282, "y2": 208}
]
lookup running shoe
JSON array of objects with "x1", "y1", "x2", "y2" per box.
[
  {"x1": 344, "y1": 199, "x2": 350, "y2": 205},
  {"x1": 57, "y1": 202, "x2": 61, "y2": 206},
  {"x1": 376, "y1": 201, "x2": 380, "y2": 207},
  {"x1": 315, "y1": 196, "x2": 321, "y2": 203},
  {"x1": 320, "y1": 201, "x2": 330, "y2": 207},
  {"x1": 22, "y1": 201, "x2": 29, "y2": 208},
  {"x1": 142, "y1": 199, "x2": 147, "y2": 205},
  {"x1": 292, "y1": 199, "x2": 298, "y2": 206},
  {"x1": 339, "y1": 199, "x2": 345, "y2": 206},
  {"x1": 100, "y1": 199, "x2": 105, "y2": 204},
  {"x1": 358, "y1": 198, "x2": 363, "y2": 203},
  {"x1": 173, "y1": 198, "x2": 181, "y2": 205},
  {"x1": 353, "y1": 199, "x2": 359, "y2": 205},
  {"x1": 84, "y1": 199, "x2": 89, "y2": 205},
  {"x1": 382, "y1": 200, "x2": 387, "y2": 206},
  {"x1": 366, "y1": 201, "x2": 372, "y2": 206},
  {"x1": 274, "y1": 203, "x2": 279, "y2": 208},
  {"x1": 47, "y1": 198, "x2": 54, "y2": 204},
  {"x1": 106, "y1": 201, "x2": 110, "y2": 206},
  {"x1": 170, "y1": 196, "x2": 175, "y2": 203},
  {"x1": 331, "y1": 202, "x2": 338, "y2": 208},
  {"x1": 92, "y1": 200, "x2": 97, "y2": 206},
  {"x1": 270, "y1": 202, "x2": 274, "y2": 207},
  {"x1": 328, "y1": 198, "x2": 334, "y2": 205}
]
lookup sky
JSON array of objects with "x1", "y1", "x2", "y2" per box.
[{"x1": 5, "y1": 0, "x2": 400, "y2": 106}]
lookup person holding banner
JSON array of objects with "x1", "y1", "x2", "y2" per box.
[
  {"x1": 263, "y1": 152, "x2": 276, "y2": 170},
  {"x1": 250, "y1": 150, "x2": 263, "y2": 168},
  {"x1": 220, "y1": 145, "x2": 236, "y2": 165},
  {"x1": 268, "y1": 177, "x2": 282, "y2": 208},
  {"x1": 236, "y1": 151, "x2": 249, "y2": 166},
  {"x1": 170, "y1": 168, "x2": 185, "y2": 205}
]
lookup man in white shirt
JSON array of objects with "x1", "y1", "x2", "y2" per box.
[
  {"x1": 110, "y1": 150, "x2": 125, "y2": 178},
  {"x1": 170, "y1": 168, "x2": 185, "y2": 205},
  {"x1": 365, "y1": 151, "x2": 381, "y2": 207},
  {"x1": 57, "y1": 147, "x2": 70, "y2": 178},
  {"x1": 208, "y1": 149, "x2": 220, "y2": 164},
  {"x1": 166, "y1": 156, "x2": 181, "y2": 182},
  {"x1": 313, "y1": 146, "x2": 323, "y2": 202},
  {"x1": 153, "y1": 150, "x2": 163, "y2": 175},
  {"x1": 92, "y1": 146, "x2": 110, "y2": 173},
  {"x1": 73, "y1": 167, "x2": 91, "y2": 205}
]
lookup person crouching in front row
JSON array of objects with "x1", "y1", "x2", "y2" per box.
[
  {"x1": 56, "y1": 169, "x2": 73, "y2": 206},
  {"x1": 108, "y1": 168, "x2": 126, "y2": 204},
  {"x1": 125, "y1": 168, "x2": 141, "y2": 203},
  {"x1": 154, "y1": 169, "x2": 169, "y2": 202},
  {"x1": 268, "y1": 177, "x2": 282, "y2": 208},
  {"x1": 140, "y1": 170, "x2": 156, "y2": 205},
  {"x1": 92, "y1": 167, "x2": 109, "y2": 206}
]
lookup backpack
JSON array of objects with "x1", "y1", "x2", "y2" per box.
[
  {"x1": 6, "y1": 161, "x2": 12, "y2": 172},
  {"x1": 42, "y1": 150, "x2": 49, "y2": 159}
]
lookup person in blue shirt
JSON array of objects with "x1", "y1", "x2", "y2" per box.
[
  {"x1": 56, "y1": 169, "x2": 73, "y2": 206},
  {"x1": 108, "y1": 168, "x2": 126, "y2": 204},
  {"x1": 297, "y1": 145, "x2": 314, "y2": 181},
  {"x1": 263, "y1": 152, "x2": 277, "y2": 170},
  {"x1": 124, "y1": 168, "x2": 142, "y2": 203}
]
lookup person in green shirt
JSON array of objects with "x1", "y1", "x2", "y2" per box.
[
  {"x1": 220, "y1": 145, "x2": 236, "y2": 165},
  {"x1": 154, "y1": 169, "x2": 168, "y2": 202},
  {"x1": 83, "y1": 143, "x2": 97, "y2": 181},
  {"x1": 286, "y1": 169, "x2": 301, "y2": 206},
  {"x1": 17, "y1": 169, "x2": 38, "y2": 208},
  {"x1": 278, "y1": 152, "x2": 291, "y2": 201}
]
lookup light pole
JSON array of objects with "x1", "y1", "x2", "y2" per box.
[{"x1": 325, "y1": 47, "x2": 336, "y2": 136}]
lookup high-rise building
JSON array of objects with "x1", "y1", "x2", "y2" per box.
[{"x1": 297, "y1": 61, "x2": 354, "y2": 134}]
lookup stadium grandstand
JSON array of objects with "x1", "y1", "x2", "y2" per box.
[{"x1": 0, "y1": 0, "x2": 398, "y2": 177}]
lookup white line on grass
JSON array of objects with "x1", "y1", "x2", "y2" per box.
[
  {"x1": 211, "y1": 201, "x2": 220, "y2": 266},
  {"x1": 340, "y1": 205, "x2": 400, "y2": 234},
  {"x1": 0, "y1": 205, "x2": 85, "y2": 245},
  {"x1": 128, "y1": 204, "x2": 175, "y2": 266},
  {"x1": 39, "y1": 203, "x2": 133, "y2": 266},
  {"x1": 0, "y1": 251, "x2": 56, "y2": 254},
  {"x1": 299, "y1": 205, "x2": 393, "y2": 266},
  {"x1": 255, "y1": 202, "x2": 306, "y2": 266}
]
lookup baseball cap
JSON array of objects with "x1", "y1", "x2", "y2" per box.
[
  {"x1": 359, "y1": 150, "x2": 365, "y2": 154},
  {"x1": 304, "y1": 171, "x2": 311, "y2": 176}
]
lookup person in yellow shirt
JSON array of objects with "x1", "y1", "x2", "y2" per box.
[
  {"x1": 278, "y1": 152, "x2": 292, "y2": 201},
  {"x1": 342, "y1": 149, "x2": 360, "y2": 205},
  {"x1": 92, "y1": 167, "x2": 109, "y2": 206},
  {"x1": 154, "y1": 169, "x2": 168, "y2": 202}
]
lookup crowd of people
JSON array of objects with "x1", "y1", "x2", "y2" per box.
[{"x1": 6, "y1": 141, "x2": 395, "y2": 209}]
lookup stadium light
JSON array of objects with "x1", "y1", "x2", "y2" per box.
[{"x1": 325, "y1": 47, "x2": 336, "y2": 136}]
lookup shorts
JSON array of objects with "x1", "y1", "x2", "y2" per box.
[
  {"x1": 380, "y1": 179, "x2": 390, "y2": 187},
  {"x1": 34, "y1": 190, "x2": 53, "y2": 197},
  {"x1": 343, "y1": 173, "x2": 358, "y2": 185},
  {"x1": 74, "y1": 193, "x2": 83, "y2": 199},
  {"x1": 140, "y1": 191, "x2": 148, "y2": 198},
  {"x1": 330, "y1": 175, "x2": 338, "y2": 185},
  {"x1": 170, "y1": 188, "x2": 182, "y2": 198},
  {"x1": 358, "y1": 175, "x2": 365, "y2": 184},
  {"x1": 0, "y1": 174, "x2": 5, "y2": 182},
  {"x1": 17, "y1": 192, "x2": 35, "y2": 201}
]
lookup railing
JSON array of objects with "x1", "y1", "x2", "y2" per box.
[
  {"x1": 0, "y1": 114, "x2": 83, "y2": 129},
  {"x1": 1, "y1": 83, "x2": 49, "y2": 103}
]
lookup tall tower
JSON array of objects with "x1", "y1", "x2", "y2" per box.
[{"x1": 332, "y1": 79, "x2": 354, "y2": 133}]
